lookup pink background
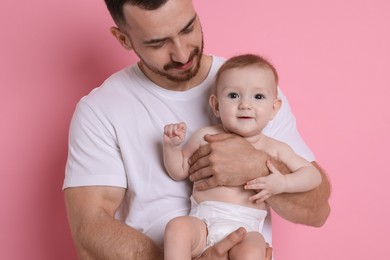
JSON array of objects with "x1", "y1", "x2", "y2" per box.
[{"x1": 1, "y1": 0, "x2": 389, "y2": 259}]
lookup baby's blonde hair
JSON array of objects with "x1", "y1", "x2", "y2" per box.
[{"x1": 214, "y1": 54, "x2": 279, "y2": 95}]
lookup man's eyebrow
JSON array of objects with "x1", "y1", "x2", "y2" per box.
[
  {"x1": 143, "y1": 14, "x2": 197, "y2": 45},
  {"x1": 180, "y1": 14, "x2": 197, "y2": 34}
]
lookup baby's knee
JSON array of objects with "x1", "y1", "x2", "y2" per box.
[
  {"x1": 165, "y1": 216, "x2": 188, "y2": 236},
  {"x1": 165, "y1": 217, "x2": 184, "y2": 233}
]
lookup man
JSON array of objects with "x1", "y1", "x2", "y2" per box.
[{"x1": 63, "y1": 0, "x2": 331, "y2": 259}]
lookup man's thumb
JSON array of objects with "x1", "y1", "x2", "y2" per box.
[
  {"x1": 213, "y1": 227, "x2": 246, "y2": 255},
  {"x1": 203, "y1": 133, "x2": 233, "y2": 142}
]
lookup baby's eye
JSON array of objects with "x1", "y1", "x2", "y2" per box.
[
  {"x1": 255, "y1": 94, "x2": 265, "y2": 99},
  {"x1": 228, "y1": 93, "x2": 239, "y2": 99}
]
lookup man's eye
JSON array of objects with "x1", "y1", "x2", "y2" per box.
[
  {"x1": 149, "y1": 43, "x2": 165, "y2": 49},
  {"x1": 255, "y1": 94, "x2": 265, "y2": 99},
  {"x1": 146, "y1": 40, "x2": 166, "y2": 49},
  {"x1": 182, "y1": 25, "x2": 194, "y2": 34},
  {"x1": 228, "y1": 93, "x2": 239, "y2": 99}
]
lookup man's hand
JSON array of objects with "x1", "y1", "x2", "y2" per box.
[
  {"x1": 197, "y1": 227, "x2": 244, "y2": 260},
  {"x1": 188, "y1": 133, "x2": 270, "y2": 191},
  {"x1": 197, "y1": 227, "x2": 272, "y2": 260}
]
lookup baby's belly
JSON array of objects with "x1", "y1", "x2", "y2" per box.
[{"x1": 193, "y1": 186, "x2": 266, "y2": 210}]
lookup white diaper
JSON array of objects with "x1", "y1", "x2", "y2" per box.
[{"x1": 189, "y1": 197, "x2": 267, "y2": 249}]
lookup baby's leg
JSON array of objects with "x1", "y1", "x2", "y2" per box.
[
  {"x1": 164, "y1": 216, "x2": 207, "y2": 260},
  {"x1": 229, "y1": 231, "x2": 266, "y2": 260}
]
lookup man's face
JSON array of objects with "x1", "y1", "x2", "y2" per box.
[{"x1": 122, "y1": 0, "x2": 204, "y2": 85}]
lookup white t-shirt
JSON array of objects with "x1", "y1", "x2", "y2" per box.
[{"x1": 63, "y1": 55, "x2": 315, "y2": 247}]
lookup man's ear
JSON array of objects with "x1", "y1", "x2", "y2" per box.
[
  {"x1": 270, "y1": 98, "x2": 282, "y2": 120},
  {"x1": 110, "y1": 27, "x2": 133, "y2": 50},
  {"x1": 209, "y1": 95, "x2": 220, "y2": 117}
]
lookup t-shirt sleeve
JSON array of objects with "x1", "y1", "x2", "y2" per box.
[
  {"x1": 263, "y1": 88, "x2": 316, "y2": 162},
  {"x1": 63, "y1": 100, "x2": 127, "y2": 189}
]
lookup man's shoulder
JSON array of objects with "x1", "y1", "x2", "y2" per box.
[
  {"x1": 102, "y1": 65, "x2": 139, "y2": 87},
  {"x1": 79, "y1": 65, "x2": 140, "y2": 103}
]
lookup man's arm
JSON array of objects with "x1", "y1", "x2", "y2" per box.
[
  {"x1": 64, "y1": 186, "x2": 163, "y2": 260},
  {"x1": 266, "y1": 161, "x2": 331, "y2": 227},
  {"x1": 65, "y1": 186, "x2": 272, "y2": 260},
  {"x1": 188, "y1": 133, "x2": 331, "y2": 227}
]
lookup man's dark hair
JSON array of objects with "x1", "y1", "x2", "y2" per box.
[{"x1": 104, "y1": 0, "x2": 168, "y2": 27}]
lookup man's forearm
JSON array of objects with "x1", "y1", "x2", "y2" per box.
[
  {"x1": 64, "y1": 187, "x2": 163, "y2": 260},
  {"x1": 73, "y1": 213, "x2": 163, "y2": 260},
  {"x1": 266, "y1": 161, "x2": 331, "y2": 227}
]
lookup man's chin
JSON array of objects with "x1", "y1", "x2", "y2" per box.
[
  {"x1": 165, "y1": 73, "x2": 196, "y2": 83},
  {"x1": 166, "y1": 66, "x2": 199, "y2": 82}
]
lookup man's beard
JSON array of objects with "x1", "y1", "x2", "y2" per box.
[{"x1": 139, "y1": 40, "x2": 204, "y2": 83}]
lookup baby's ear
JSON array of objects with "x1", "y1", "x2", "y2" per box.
[
  {"x1": 209, "y1": 95, "x2": 220, "y2": 117},
  {"x1": 270, "y1": 98, "x2": 282, "y2": 120}
]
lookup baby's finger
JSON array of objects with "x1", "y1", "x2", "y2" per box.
[
  {"x1": 178, "y1": 122, "x2": 187, "y2": 131},
  {"x1": 245, "y1": 183, "x2": 263, "y2": 190},
  {"x1": 167, "y1": 124, "x2": 177, "y2": 137},
  {"x1": 266, "y1": 160, "x2": 280, "y2": 174},
  {"x1": 246, "y1": 176, "x2": 267, "y2": 185},
  {"x1": 249, "y1": 190, "x2": 268, "y2": 202},
  {"x1": 164, "y1": 125, "x2": 172, "y2": 136},
  {"x1": 256, "y1": 193, "x2": 271, "y2": 203}
]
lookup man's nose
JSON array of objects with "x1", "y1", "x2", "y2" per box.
[{"x1": 170, "y1": 39, "x2": 190, "y2": 64}]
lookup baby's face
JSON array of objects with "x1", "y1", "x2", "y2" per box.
[{"x1": 213, "y1": 66, "x2": 279, "y2": 137}]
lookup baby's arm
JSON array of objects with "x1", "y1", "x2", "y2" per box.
[
  {"x1": 163, "y1": 122, "x2": 188, "y2": 180},
  {"x1": 245, "y1": 143, "x2": 322, "y2": 202}
]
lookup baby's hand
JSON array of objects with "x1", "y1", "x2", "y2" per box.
[
  {"x1": 163, "y1": 122, "x2": 187, "y2": 146},
  {"x1": 245, "y1": 160, "x2": 288, "y2": 203}
]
